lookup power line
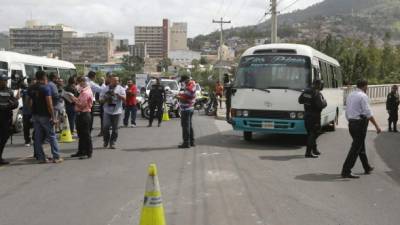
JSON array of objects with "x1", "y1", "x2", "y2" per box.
[{"x1": 279, "y1": 0, "x2": 302, "y2": 14}]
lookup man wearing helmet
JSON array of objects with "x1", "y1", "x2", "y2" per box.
[{"x1": 298, "y1": 79, "x2": 327, "y2": 158}]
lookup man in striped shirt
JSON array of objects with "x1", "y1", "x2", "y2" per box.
[{"x1": 177, "y1": 75, "x2": 196, "y2": 149}]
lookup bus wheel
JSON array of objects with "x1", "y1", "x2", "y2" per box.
[{"x1": 244, "y1": 131, "x2": 252, "y2": 141}]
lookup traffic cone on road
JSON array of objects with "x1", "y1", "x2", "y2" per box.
[
  {"x1": 139, "y1": 164, "x2": 167, "y2": 225},
  {"x1": 162, "y1": 104, "x2": 170, "y2": 121},
  {"x1": 59, "y1": 112, "x2": 74, "y2": 143}
]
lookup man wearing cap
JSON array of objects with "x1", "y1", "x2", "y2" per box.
[
  {"x1": 177, "y1": 75, "x2": 197, "y2": 148},
  {"x1": 0, "y1": 70, "x2": 19, "y2": 165},
  {"x1": 298, "y1": 79, "x2": 327, "y2": 158}
]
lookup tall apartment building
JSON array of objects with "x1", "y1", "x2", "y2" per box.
[
  {"x1": 129, "y1": 43, "x2": 147, "y2": 58},
  {"x1": 170, "y1": 22, "x2": 188, "y2": 51},
  {"x1": 0, "y1": 32, "x2": 10, "y2": 50},
  {"x1": 62, "y1": 34, "x2": 112, "y2": 63},
  {"x1": 9, "y1": 20, "x2": 74, "y2": 58},
  {"x1": 134, "y1": 19, "x2": 169, "y2": 58}
]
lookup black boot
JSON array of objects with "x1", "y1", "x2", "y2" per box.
[
  {"x1": 305, "y1": 148, "x2": 318, "y2": 158},
  {"x1": 389, "y1": 121, "x2": 392, "y2": 132},
  {"x1": 394, "y1": 123, "x2": 398, "y2": 132}
]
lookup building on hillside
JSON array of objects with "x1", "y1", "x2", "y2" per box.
[
  {"x1": 134, "y1": 19, "x2": 169, "y2": 58},
  {"x1": 129, "y1": 43, "x2": 148, "y2": 58},
  {"x1": 169, "y1": 50, "x2": 201, "y2": 66},
  {"x1": 62, "y1": 34, "x2": 112, "y2": 63},
  {"x1": 255, "y1": 38, "x2": 269, "y2": 45},
  {"x1": 218, "y1": 45, "x2": 235, "y2": 62},
  {"x1": 9, "y1": 20, "x2": 75, "y2": 58},
  {"x1": 170, "y1": 22, "x2": 188, "y2": 51}
]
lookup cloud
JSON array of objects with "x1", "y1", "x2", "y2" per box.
[{"x1": 0, "y1": 0, "x2": 324, "y2": 42}]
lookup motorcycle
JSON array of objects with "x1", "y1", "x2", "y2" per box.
[
  {"x1": 141, "y1": 89, "x2": 180, "y2": 119},
  {"x1": 194, "y1": 94, "x2": 209, "y2": 111},
  {"x1": 204, "y1": 92, "x2": 218, "y2": 116}
]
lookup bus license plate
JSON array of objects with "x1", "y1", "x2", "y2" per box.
[{"x1": 262, "y1": 121, "x2": 274, "y2": 129}]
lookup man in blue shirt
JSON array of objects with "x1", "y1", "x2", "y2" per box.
[
  {"x1": 341, "y1": 79, "x2": 381, "y2": 179},
  {"x1": 29, "y1": 71, "x2": 63, "y2": 163},
  {"x1": 21, "y1": 78, "x2": 35, "y2": 147}
]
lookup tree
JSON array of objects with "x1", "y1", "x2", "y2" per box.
[
  {"x1": 380, "y1": 32, "x2": 396, "y2": 80},
  {"x1": 121, "y1": 55, "x2": 144, "y2": 73},
  {"x1": 158, "y1": 58, "x2": 172, "y2": 72},
  {"x1": 200, "y1": 56, "x2": 208, "y2": 65}
]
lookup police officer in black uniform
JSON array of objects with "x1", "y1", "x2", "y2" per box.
[
  {"x1": 0, "y1": 70, "x2": 19, "y2": 165},
  {"x1": 298, "y1": 79, "x2": 327, "y2": 158},
  {"x1": 386, "y1": 85, "x2": 399, "y2": 132},
  {"x1": 147, "y1": 78, "x2": 166, "y2": 127},
  {"x1": 223, "y1": 74, "x2": 233, "y2": 122}
]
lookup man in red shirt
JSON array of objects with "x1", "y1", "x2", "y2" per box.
[{"x1": 123, "y1": 80, "x2": 138, "y2": 127}]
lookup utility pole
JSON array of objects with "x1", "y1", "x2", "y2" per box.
[
  {"x1": 270, "y1": 0, "x2": 278, "y2": 43},
  {"x1": 212, "y1": 17, "x2": 231, "y2": 82}
]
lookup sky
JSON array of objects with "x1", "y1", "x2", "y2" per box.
[{"x1": 0, "y1": 0, "x2": 324, "y2": 42}]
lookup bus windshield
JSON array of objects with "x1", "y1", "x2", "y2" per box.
[
  {"x1": 234, "y1": 55, "x2": 311, "y2": 90},
  {"x1": 0, "y1": 61, "x2": 8, "y2": 71}
]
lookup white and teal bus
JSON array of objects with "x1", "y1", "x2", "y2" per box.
[
  {"x1": 0, "y1": 51, "x2": 77, "y2": 132},
  {"x1": 231, "y1": 44, "x2": 344, "y2": 141}
]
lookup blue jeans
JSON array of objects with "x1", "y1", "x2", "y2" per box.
[
  {"x1": 180, "y1": 110, "x2": 194, "y2": 145},
  {"x1": 123, "y1": 105, "x2": 137, "y2": 126},
  {"x1": 103, "y1": 113, "x2": 121, "y2": 146},
  {"x1": 32, "y1": 115, "x2": 61, "y2": 160}
]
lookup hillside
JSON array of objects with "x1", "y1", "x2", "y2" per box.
[{"x1": 189, "y1": 0, "x2": 400, "y2": 51}]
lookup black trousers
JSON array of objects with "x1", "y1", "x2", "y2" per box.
[
  {"x1": 226, "y1": 98, "x2": 231, "y2": 121},
  {"x1": 388, "y1": 109, "x2": 398, "y2": 130},
  {"x1": 103, "y1": 113, "x2": 120, "y2": 145},
  {"x1": 181, "y1": 110, "x2": 194, "y2": 145},
  {"x1": 23, "y1": 114, "x2": 32, "y2": 144},
  {"x1": 149, "y1": 102, "x2": 163, "y2": 125},
  {"x1": 76, "y1": 112, "x2": 93, "y2": 156},
  {"x1": 342, "y1": 119, "x2": 371, "y2": 175},
  {"x1": 0, "y1": 115, "x2": 12, "y2": 160},
  {"x1": 304, "y1": 114, "x2": 321, "y2": 154}
]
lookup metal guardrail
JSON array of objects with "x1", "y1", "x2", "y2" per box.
[{"x1": 343, "y1": 84, "x2": 400, "y2": 104}]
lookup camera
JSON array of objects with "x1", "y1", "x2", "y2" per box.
[{"x1": 104, "y1": 88, "x2": 116, "y2": 105}]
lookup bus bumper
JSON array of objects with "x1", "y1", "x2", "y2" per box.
[{"x1": 231, "y1": 117, "x2": 307, "y2": 135}]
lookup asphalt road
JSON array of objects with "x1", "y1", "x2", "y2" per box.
[{"x1": 1, "y1": 104, "x2": 400, "y2": 225}]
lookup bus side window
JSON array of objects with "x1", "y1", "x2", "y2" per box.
[
  {"x1": 330, "y1": 65, "x2": 337, "y2": 88},
  {"x1": 25, "y1": 64, "x2": 42, "y2": 78},
  {"x1": 319, "y1": 61, "x2": 329, "y2": 87}
]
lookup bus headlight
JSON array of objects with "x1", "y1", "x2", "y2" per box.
[
  {"x1": 297, "y1": 112, "x2": 304, "y2": 119},
  {"x1": 290, "y1": 112, "x2": 296, "y2": 119},
  {"x1": 242, "y1": 110, "x2": 249, "y2": 117}
]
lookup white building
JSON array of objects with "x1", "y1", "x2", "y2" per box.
[
  {"x1": 170, "y1": 22, "x2": 188, "y2": 51},
  {"x1": 169, "y1": 50, "x2": 201, "y2": 65}
]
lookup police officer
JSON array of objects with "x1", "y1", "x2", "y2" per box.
[
  {"x1": 298, "y1": 79, "x2": 327, "y2": 158},
  {"x1": 0, "y1": 70, "x2": 19, "y2": 165},
  {"x1": 147, "y1": 78, "x2": 165, "y2": 127},
  {"x1": 386, "y1": 85, "x2": 399, "y2": 132}
]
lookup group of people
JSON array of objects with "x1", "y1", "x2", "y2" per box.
[
  {"x1": 299, "y1": 79, "x2": 381, "y2": 179},
  {"x1": 0, "y1": 70, "x2": 198, "y2": 164}
]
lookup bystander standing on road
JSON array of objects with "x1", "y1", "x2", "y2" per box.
[
  {"x1": 148, "y1": 78, "x2": 165, "y2": 127},
  {"x1": 100, "y1": 76, "x2": 126, "y2": 149},
  {"x1": 64, "y1": 76, "x2": 79, "y2": 135},
  {"x1": 177, "y1": 75, "x2": 197, "y2": 148},
  {"x1": 123, "y1": 80, "x2": 138, "y2": 128},
  {"x1": 29, "y1": 71, "x2": 63, "y2": 163},
  {"x1": 21, "y1": 78, "x2": 36, "y2": 147},
  {"x1": 70, "y1": 76, "x2": 94, "y2": 159},
  {"x1": 97, "y1": 76, "x2": 109, "y2": 137},
  {"x1": 215, "y1": 80, "x2": 224, "y2": 109},
  {"x1": 386, "y1": 85, "x2": 399, "y2": 132},
  {"x1": 48, "y1": 72, "x2": 63, "y2": 132},
  {"x1": 341, "y1": 79, "x2": 381, "y2": 179},
  {"x1": 86, "y1": 71, "x2": 103, "y2": 131},
  {"x1": 0, "y1": 70, "x2": 19, "y2": 165}
]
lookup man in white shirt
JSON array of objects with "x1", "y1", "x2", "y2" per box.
[
  {"x1": 341, "y1": 79, "x2": 381, "y2": 179},
  {"x1": 100, "y1": 76, "x2": 126, "y2": 149}
]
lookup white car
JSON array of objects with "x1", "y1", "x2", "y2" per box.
[{"x1": 145, "y1": 79, "x2": 180, "y2": 96}]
